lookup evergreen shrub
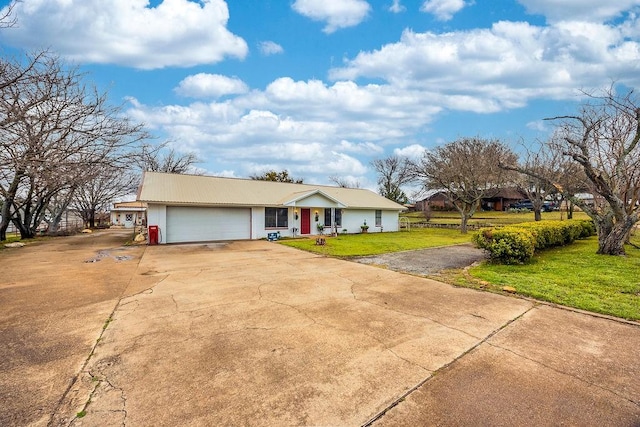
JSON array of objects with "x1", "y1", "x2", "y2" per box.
[{"x1": 473, "y1": 219, "x2": 595, "y2": 264}]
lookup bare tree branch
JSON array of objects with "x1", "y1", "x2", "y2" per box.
[
  {"x1": 134, "y1": 141, "x2": 201, "y2": 174},
  {"x1": 371, "y1": 156, "x2": 413, "y2": 204},
  {"x1": 413, "y1": 137, "x2": 517, "y2": 233},
  {"x1": 0, "y1": 52, "x2": 150, "y2": 239},
  {"x1": 531, "y1": 85, "x2": 640, "y2": 255},
  {"x1": 328, "y1": 175, "x2": 360, "y2": 188},
  {"x1": 0, "y1": 1, "x2": 18, "y2": 29}
]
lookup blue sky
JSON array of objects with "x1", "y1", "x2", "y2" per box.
[{"x1": 2, "y1": 0, "x2": 640, "y2": 193}]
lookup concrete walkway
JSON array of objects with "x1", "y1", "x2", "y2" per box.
[{"x1": 1, "y1": 233, "x2": 639, "y2": 426}]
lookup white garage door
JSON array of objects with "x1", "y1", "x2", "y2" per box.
[{"x1": 166, "y1": 207, "x2": 251, "y2": 243}]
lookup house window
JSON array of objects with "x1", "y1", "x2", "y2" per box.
[
  {"x1": 323, "y1": 209, "x2": 342, "y2": 227},
  {"x1": 375, "y1": 210, "x2": 382, "y2": 226},
  {"x1": 125, "y1": 214, "x2": 133, "y2": 222},
  {"x1": 265, "y1": 207, "x2": 288, "y2": 228}
]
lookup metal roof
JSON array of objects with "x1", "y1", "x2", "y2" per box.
[{"x1": 137, "y1": 172, "x2": 406, "y2": 210}]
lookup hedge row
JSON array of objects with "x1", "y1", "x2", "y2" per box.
[{"x1": 473, "y1": 220, "x2": 596, "y2": 264}]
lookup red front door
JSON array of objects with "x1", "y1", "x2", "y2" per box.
[{"x1": 301, "y1": 208, "x2": 311, "y2": 234}]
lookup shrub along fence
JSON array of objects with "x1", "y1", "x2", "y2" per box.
[{"x1": 473, "y1": 220, "x2": 596, "y2": 264}]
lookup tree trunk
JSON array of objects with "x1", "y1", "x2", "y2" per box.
[
  {"x1": 0, "y1": 204, "x2": 9, "y2": 241},
  {"x1": 47, "y1": 212, "x2": 63, "y2": 236},
  {"x1": 13, "y1": 218, "x2": 34, "y2": 239},
  {"x1": 460, "y1": 214, "x2": 469, "y2": 234},
  {"x1": 568, "y1": 202, "x2": 574, "y2": 220},
  {"x1": 0, "y1": 172, "x2": 24, "y2": 241},
  {"x1": 47, "y1": 194, "x2": 74, "y2": 236},
  {"x1": 596, "y1": 219, "x2": 634, "y2": 255},
  {"x1": 534, "y1": 209, "x2": 542, "y2": 221}
]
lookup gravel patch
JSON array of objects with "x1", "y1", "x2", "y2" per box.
[{"x1": 354, "y1": 243, "x2": 487, "y2": 276}]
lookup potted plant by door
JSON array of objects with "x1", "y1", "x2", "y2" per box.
[{"x1": 360, "y1": 220, "x2": 369, "y2": 233}]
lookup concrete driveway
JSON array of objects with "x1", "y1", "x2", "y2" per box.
[{"x1": 2, "y1": 232, "x2": 639, "y2": 426}]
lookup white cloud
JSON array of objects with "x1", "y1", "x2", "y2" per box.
[
  {"x1": 212, "y1": 170, "x2": 238, "y2": 178},
  {"x1": 389, "y1": 0, "x2": 406, "y2": 13},
  {"x1": 336, "y1": 140, "x2": 384, "y2": 154},
  {"x1": 526, "y1": 120, "x2": 548, "y2": 132},
  {"x1": 1, "y1": 0, "x2": 247, "y2": 69},
  {"x1": 393, "y1": 144, "x2": 427, "y2": 159},
  {"x1": 517, "y1": 0, "x2": 640, "y2": 23},
  {"x1": 292, "y1": 0, "x2": 371, "y2": 33},
  {"x1": 120, "y1": 2, "x2": 640, "y2": 183},
  {"x1": 420, "y1": 0, "x2": 467, "y2": 21},
  {"x1": 258, "y1": 41, "x2": 284, "y2": 56},
  {"x1": 126, "y1": 75, "x2": 442, "y2": 180},
  {"x1": 175, "y1": 74, "x2": 249, "y2": 99},
  {"x1": 261, "y1": 78, "x2": 441, "y2": 126},
  {"x1": 330, "y1": 19, "x2": 640, "y2": 109}
]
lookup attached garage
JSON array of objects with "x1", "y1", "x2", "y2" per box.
[{"x1": 165, "y1": 206, "x2": 251, "y2": 243}]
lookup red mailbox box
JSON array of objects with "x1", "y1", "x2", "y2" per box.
[{"x1": 148, "y1": 225, "x2": 159, "y2": 245}]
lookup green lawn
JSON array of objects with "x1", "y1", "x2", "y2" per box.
[
  {"x1": 281, "y1": 213, "x2": 640, "y2": 320},
  {"x1": 279, "y1": 228, "x2": 472, "y2": 257},
  {"x1": 402, "y1": 210, "x2": 590, "y2": 226},
  {"x1": 450, "y1": 237, "x2": 640, "y2": 320}
]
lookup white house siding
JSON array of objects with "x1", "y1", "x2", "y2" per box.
[
  {"x1": 254, "y1": 207, "x2": 298, "y2": 239},
  {"x1": 251, "y1": 207, "x2": 266, "y2": 239},
  {"x1": 293, "y1": 194, "x2": 338, "y2": 207},
  {"x1": 381, "y1": 210, "x2": 400, "y2": 232},
  {"x1": 146, "y1": 204, "x2": 167, "y2": 243},
  {"x1": 146, "y1": 204, "x2": 401, "y2": 244},
  {"x1": 111, "y1": 211, "x2": 140, "y2": 228},
  {"x1": 340, "y1": 209, "x2": 399, "y2": 233}
]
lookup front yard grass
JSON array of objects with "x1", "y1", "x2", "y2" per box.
[
  {"x1": 280, "y1": 216, "x2": 640, "y2": 321},
  {"x1": 402, "y1": 210, "x2": 590, "y2": 226},
  {"x1": 444, "y1": 237, "x2": 640, "y2": 320},
  {"x1": 279, "y1": 228, "x2": 472, "y2": 257}
]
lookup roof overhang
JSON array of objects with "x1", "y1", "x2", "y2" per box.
[{"x1": 280, "y1": 189, "x2": 347, "y2": 208}]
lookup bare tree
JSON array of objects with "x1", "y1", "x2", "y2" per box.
[
  {"x1": 135, "y1": 141, "x2": 200, "y2": 174},
  {"x1": 250, "y1": 170, "x2": 304, "y2": 183},
  {"x1": 511, "y1": 143, "x2": 562, "y2": 221},
  {"x1": 505, "y1": 144, "x2": 588, "y2": 220},
  {"x1": 0, "y1": 52, "x2": 148, "y2": 240},
  {"x1": 413, "y1": 137, "x2": 517, "y2": 233},
  {"x1": 521, "y1": 87, "x2": 640, "y2": 255},
  {"x1": 328, "y1": 175, "x2": 360, "y2": 188},
  {"x1": 0, "y1": 1, "x2": 17, "y2": 28},
  {"x1": 554, "y1": 157, "x2": 588, "y2": 219},
  {"x1": 371, "y1": 156, "x2": 413, "y2": 204},
  {"x1": 72, "y1": 167, "x2": 138, "y2": 228}
]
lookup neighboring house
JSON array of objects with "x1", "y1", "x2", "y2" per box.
[
  {"x1": 137, "y1": 172, "x2": 406, "y2": 244},
  {"x1": 110, "y1": 201, "x2": 147, "y2": 228},
  {"x1": 483, "y1": 187, "x2": 528, "y2": 211},
  {"x1": 416, "y1": 187, "x2": 528, "y2": 212},
  {"x1": 415, "y1": 190, "x2": 454, "y2": 211}
]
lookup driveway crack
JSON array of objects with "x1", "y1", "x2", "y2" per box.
[
  {"x1": 362, "y1": 304, "x2": 537, "y2": 426},
  {"x1": 352, "y1": 293, "x2": 484, "y2": 341},
  {"x1": 485, "y1": 341, "x2": 640, "y2": 408},
  {"x1": 48, "y1": 245, "x2": 150, "y2": 427}
]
